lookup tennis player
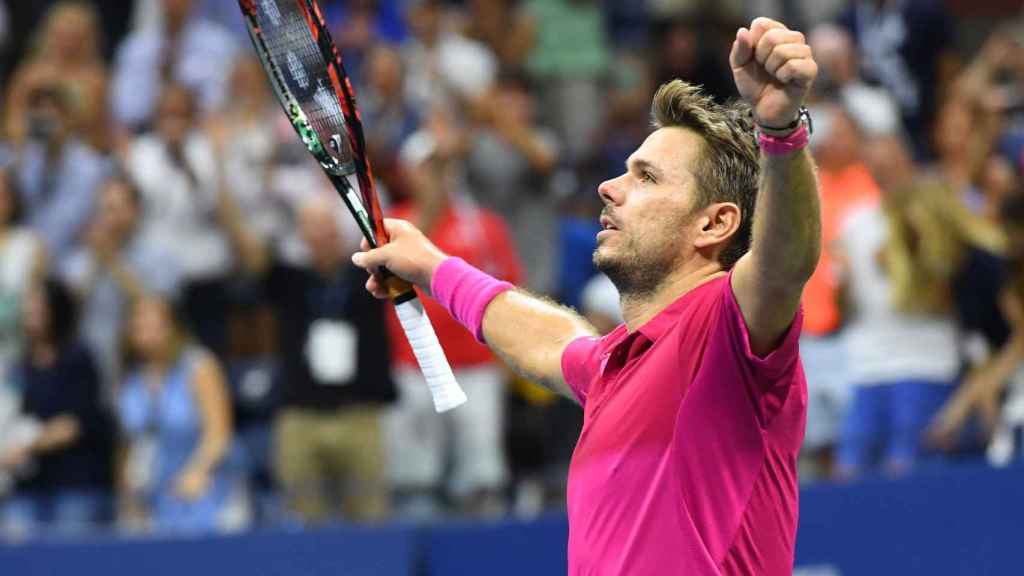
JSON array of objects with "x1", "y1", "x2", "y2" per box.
[{"x1": 355, "y1": 17, "x2": 819, "y2": 575}]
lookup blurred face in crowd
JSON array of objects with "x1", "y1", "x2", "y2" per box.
[
  {"x1": 863, "y1": 134, "x2": 915, "y2": 194},
  {"x1": 813, "y1": 106, "x2": 862, "y2": 171},
  {"x1": 129, "y1": 297, "x2": 179, "y2": 361},
  {"x1": 299, "y1": 196, "x2": 343, "y2": 271},
  {"x1": 367, "y1": 45, "x2": 404, "y2": 99},
  {"x1": 21, "y1": 285, "x2": 51, "y2": 344},
  {"x1": 43, "y1": 3, "x2": 100, "y2": 63},
  {"x1": 408, "y1": 2, "x2": 442, "y2": 45},
  {"x1": 230, "y1": 56, "x2": 272, "y2": 107},
  {"x1": 593, "y1": 128, "x2": 706, "y2": 295},
  {"x1": 492, "y1": 80, "x2": 535, "y2": 126},
  {"x1": 808, "y1": 25, "x2": 858, "y2": 88},
  {"x1": 934, "y1": 99, "x2": 973, "y2": 161},
  {"x1": 163, "y1": 0, "x2": 194, "y2": 31},
  {"x1": 96, "y1": 178, "x2": 140, "y2": 240},
  {"x1": 26, "y1": 86, "x2": 70, "y2": 145},
  {"x1": 156, "y1": 85, "x2": 196, "y2": 147}
]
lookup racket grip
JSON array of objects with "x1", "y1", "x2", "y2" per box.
[{"x1": 394, "y1": 297, "x2": 467, "y2": 413}]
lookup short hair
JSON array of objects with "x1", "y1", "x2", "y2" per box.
[{"x1": 651, "y1": 80, "x2": 759, "y2": 269}]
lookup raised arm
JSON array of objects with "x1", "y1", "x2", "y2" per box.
[
  {"x1": 728, "y1": 17, "x2": 821, "y2": 356},
  {"x1": 353, "y1": 218, "x2": 595, "y2": 399}
]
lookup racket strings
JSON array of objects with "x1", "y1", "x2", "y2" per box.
[{"x1": 251, "y1": 0, "x2": 355, "y2": 170}]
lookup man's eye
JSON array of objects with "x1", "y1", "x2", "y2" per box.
[{"x1": 641, "y1": 171, "x2": 656, "y2": 183}]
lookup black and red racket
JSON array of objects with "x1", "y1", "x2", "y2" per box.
[{"x1": 238, "y1": 0, "x2": 466, "y2": 412}]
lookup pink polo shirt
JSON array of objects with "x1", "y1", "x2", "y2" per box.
[{"x1": 562, "y1": 273, "x2": 806, "y2": 575}]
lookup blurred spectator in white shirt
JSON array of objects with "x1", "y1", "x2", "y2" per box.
[
  {"x1": 465, "y1": 73, "x2": 560, "y2": 294},
  {"x1": 808, "y1": 23, "x2": 900, "y2": 138},
  {"x1": 125, "y1": 85, "x2": 264, "y2": 359},
  {"x1": 111, "y1": 0, "x2": 238, "y2": 132},
  {"x1": 402, "y1": 0, "x2": 497, "y2": 114}
]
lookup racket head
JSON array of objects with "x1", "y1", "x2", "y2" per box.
[{"x1": 238, "y1": 0, "x2": 388, "y2": 246}]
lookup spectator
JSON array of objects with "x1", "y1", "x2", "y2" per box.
[
  {"x1": 3, "y1": 1, "x2": 111, "y2": 152},
  {"x1": 117, "y1": 294, "x2": 241, "y2": 534},
  {"x1": 465, "y1": 74, "x2": 560, "y2": 294},
  {"x1": 207, "y1": 57, "x2": 285, "y2": 252},
  {"x1": 61, "y1": 175, "x2": 180, "y2": 399},
  {"x1": 204, "y1": 56, "x2": 279, "y2": 361},
  {"x1": 110, "y1": 0, "x2": 237, "y2": 132},
  {"x1": 0, "y1": 167, "x2": 44, "y2": 503},
  {"x1": 799, "y1": 103, "x2": 880, "y2": 478},
  {"x1": 836, "y1": 133, "x2": 1002, "y2": 478},
  {"x1": 522, "y1": 0, "x2": 609, "y2": 161},
  {"x1": 0, "y1": 279, "x2": 114, "y2": 537},
  {"x1": 268, "y1": 196, "x2": 395, "y2": 524},
  {"x1": 125, "y1": 84, "x2": 263, "y2": 358},
  {"x1": 941, "y1": 29, "x2": 1024, "y2": 215},
  {"x1": 326, "y1": 0, "x2": 408, "y2": 86},
  {"x1": 807, "y1": 23, "x2": 900, "y2": 137},
  {"x1": 838, "y1": 0, "x2": 959, "y2": 158},
  {"x1": 402, "y1": 0, "x2": 497, "y2": 113},
  {"x1": 11, "y1": 80, "x2": 109, "y2": 268},
  {"x1": 358, "y1": 44, "x2": 421, "y2": 196},
  {"x1": 652, "y1": 18, "x2": 736, "y2": 105},
  {"x1": 0, "y1": 166, "x2": 45, "y2": 388},
  {"x1": 461, "y1": 0, "x2": 534, "y2": 71},
  {"x1": 931, "y1": 193, "x2": 1024, "y2": 452},
  {"x1": 385, "y1": 127, "x2": 523, "y2": 519}
]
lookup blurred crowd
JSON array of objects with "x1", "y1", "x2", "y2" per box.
[{"x1": 0, "y1": 0, "x2": 1023, "y2": 540}]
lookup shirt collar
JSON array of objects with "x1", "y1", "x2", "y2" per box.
[{"x1": 632, "y1": 274, "x2": 727, "y2": 342}]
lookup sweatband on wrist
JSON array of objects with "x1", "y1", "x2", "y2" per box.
[
  {"x1": 430, "y1": 257, "x2": 514, "y2": 343},
  {"x1": 758, "y1": 124, "x2": 809, "y2": 156}
]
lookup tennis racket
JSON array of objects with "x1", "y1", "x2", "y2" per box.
[{"x1": 239, "y1": 0, "x2": 466, "y2": 412}]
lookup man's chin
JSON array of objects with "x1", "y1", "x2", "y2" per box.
[{"x1": 593, "y1": 248, "x2": 624, "y2": 275}]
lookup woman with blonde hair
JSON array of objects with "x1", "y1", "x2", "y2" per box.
[
  {"x1": 836, "y1": 132, "x2": 1005, "y2": 479},
  {"x1": 3, "y1": 1, "x2": 110, "y2": 151}
]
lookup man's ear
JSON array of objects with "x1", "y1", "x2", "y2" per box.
[{"x1": 693, "y1": 202, "x2": 741, "y2": 250}]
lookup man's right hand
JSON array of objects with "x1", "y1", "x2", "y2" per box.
[{"x1": 352, "y1": 218, "x2": 449, "y2": 298}]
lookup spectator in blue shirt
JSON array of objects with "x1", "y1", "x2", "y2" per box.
[
  {"x1": 110, "y1": 0, "x2": 238, "y2": 131},
  {"x1": 13, "y1": 81, "x2": 109, "y2": 267},
  {"x1": 117, "y1": 294, "x2": 241, "y2": 534}
]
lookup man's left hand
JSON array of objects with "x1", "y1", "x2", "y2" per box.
[{"x1": 730, "y1": 17, "x2": 817, "y2": 130}]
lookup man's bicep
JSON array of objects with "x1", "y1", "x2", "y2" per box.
[{"x1": 730, "y1": 253, "x2": 804, "y2": 358}]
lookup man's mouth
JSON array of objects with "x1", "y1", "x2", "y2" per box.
[{"x1": 600, "y1": 214, "x2": 619, "y2": 231}]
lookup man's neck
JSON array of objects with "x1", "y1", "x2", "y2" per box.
[{"x1": 621, "y1": 261, "x2": 726, "y2": 332}]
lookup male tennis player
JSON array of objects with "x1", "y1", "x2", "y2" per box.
[{"x1": 355, "y1": 17, "x2": 819, "y2": 575}]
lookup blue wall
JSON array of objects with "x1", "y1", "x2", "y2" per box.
[{"x1": 1, "y1": 463, "x2": 1021, "y2": 576}]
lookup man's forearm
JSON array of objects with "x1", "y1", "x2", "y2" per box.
[
  {"x1": 751, "y1": 146, "x2": 821, "y2": 287},
  {"x1": 481, "y1": 289, "x2": 596, "y2": 400}
]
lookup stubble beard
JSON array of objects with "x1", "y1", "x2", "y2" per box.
[{"x1": 593, "y1": 228, "x2": 684, "y2": 300}]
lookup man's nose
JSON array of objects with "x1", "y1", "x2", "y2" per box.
[{"x1": 597, "y1": 174, "x2": 626, "y2": 206}]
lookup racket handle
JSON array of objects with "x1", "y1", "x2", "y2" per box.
[{"x1": 394, "y1": 297, "x2": 467, "y2": 412}]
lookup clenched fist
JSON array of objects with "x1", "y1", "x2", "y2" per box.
[{"x1": 731, "y1": 17, "x2": 818, "y2": 131}]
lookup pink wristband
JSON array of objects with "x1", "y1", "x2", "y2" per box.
[
  {"x1": 758, "y1": 124, "x2": 809, "y2": 156},
  {"x1": 430, "y1": 257, "x2": 514, "y2": 343}
]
